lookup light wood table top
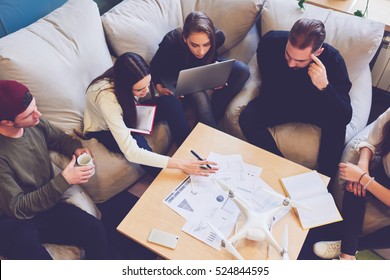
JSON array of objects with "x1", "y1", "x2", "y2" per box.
[
  {"x1": 308, "y1": 0, "x2": 390, "y2": 31},
  {"x1": 117, "y1": 123, "x2": 330, "y2": 260},
  {"x1": 307, "y1": 0, "x2": 357, "y2": 13}
]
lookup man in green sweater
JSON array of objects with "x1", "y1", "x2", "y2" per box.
[{"x1": 0, "y1": 80, "x2": 110, "y2": 259}]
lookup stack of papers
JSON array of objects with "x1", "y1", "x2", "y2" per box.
[{"x1": 163, "y1": 152, "x2": 290, "y2": 250}]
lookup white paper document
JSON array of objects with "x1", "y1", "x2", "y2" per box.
[
  {"x1": 164, "y1": 176, "x2": 240, "y2": 249},
  {"x1": 163, "y1": 153, "x2": 291, "y2": 250}
]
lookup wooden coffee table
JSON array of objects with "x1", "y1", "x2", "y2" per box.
[{"x1": 117, "y1": 123, "x2": 329, "y2": 260}]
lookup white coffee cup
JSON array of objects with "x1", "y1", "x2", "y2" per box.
[{"x1": 76, "y1": 153, "x2": 95, "y2": 175}]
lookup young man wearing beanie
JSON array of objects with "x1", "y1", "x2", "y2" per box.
[{"x1": 0, "y1": 80, "x2": 111, "y2": 259}]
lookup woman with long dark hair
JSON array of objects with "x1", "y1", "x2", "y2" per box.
[
  {"x1": 83, "y1": 52, "x2": 216, "y2": 176},
  {"x1": 150, "y1": 11, "x2": 250, "y2": 129},
  {"x1": 314, "y1": 108, "x2": 390, "y2": 260}
]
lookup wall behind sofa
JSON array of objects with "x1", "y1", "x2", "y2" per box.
[{"x1": 0, "y1": 0, "x2": 121, "y2": 38}]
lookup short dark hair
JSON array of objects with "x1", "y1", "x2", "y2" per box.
[{"x1": 288, "y1": 18, "x2": 326, "y2": 53}]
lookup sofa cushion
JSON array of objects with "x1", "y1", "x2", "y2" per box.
[
  {"x1": 101, "y1": 0, "x2": 183, "y2": 63},
  {"x1": 257, "y1": 0, "x2": 384, "y2": 168},
  {"x1": 102, "y1": 0, "x2": 263, "y2": 63},
  {"x1": 0, "y1": 0, "x2": 113, "y2": 134},
  {"x1": 181, "y1": 0, "x2": 263, "y2": 56},
  {"x1": 50, "y1": 122, "x2": 172, "y2": 203}
]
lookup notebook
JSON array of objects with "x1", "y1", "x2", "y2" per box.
[
  {"x1": 165, "y1": 59, "x2": 235, "y2": 96},
  {"x1": 129, "y1": 105, "x2": 156, "y2": 135},
  {"x1": 280, "y1": 170, "x2": 342, "y2": 230}
]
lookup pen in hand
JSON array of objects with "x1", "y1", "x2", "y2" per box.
[{"x1": 190, "y1": 150, "x2": 212, "y2": 169}]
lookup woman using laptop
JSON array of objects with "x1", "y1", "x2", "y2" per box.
[
  {"x1": 150, "y1": 11, "x2": 250, "y2": 129},
  {"x1": 83, "y1": 52, "x2": 217, "y2": 177}
]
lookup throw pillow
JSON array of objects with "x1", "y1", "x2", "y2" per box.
[
  {"x1": 102, "y1": 0, "x2": 263, "y2": 63},
  {"x1": 0, "y1": 0, "x2": 113, "y2": 133},
  {"x1": 101, "y1": 0, "x2": 183, "y2": 63}
]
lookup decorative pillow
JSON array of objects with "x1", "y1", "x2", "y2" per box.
[
  {"x1": 102, "y1": 0, "x2": 263, "y2": 63},
  {"x1": 181, "y1": 0, "x2": 263, "y2": 55},
  {"x1": 101, "y1": 0, "x2": 183, "y2": 63},
  {"x1": 0, "y1": 0, "x2": 113, "y2": 134},
  {"x1": 50, "y1": 122, "x2": 172, "y2": 203}
]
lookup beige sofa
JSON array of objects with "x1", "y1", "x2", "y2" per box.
[
  {"x1": 0, "y1": 0, "x2": 385, "y2": 259},
  {"x1": 0, "y1": 0, "x2": 262, "y2": 259}
]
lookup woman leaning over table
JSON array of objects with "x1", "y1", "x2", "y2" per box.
[
  {"x1": 83, "y1": 52, "x2": 217, "y2": 177},
  {"x1": 150, "y1": 11, "x2": 250, "y2": 129},
  {"x1": 314, "y1": 108, "x2": 390, "y2": 260}
]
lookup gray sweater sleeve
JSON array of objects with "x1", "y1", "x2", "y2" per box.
[{"x1": 0, "y1": 119, "x2": 81, "y2": 219}]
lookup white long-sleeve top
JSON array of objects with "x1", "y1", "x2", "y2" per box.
[
  {"x1": 355, "y1": 107, "x2": 390, "y2": 176},
  {"x1": 83, "y1": 79, "x2": 169, "y2": 168}
]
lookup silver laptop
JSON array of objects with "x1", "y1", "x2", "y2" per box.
[{"x1": 164, "y1": 59, "x2": 235, "y2": 96}]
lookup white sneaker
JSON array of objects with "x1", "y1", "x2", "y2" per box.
[{"x1": 313, "y1": 240, "x2": 341, "y2": 259}]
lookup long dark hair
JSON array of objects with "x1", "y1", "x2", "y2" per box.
[
  {"x1": 181, "y1": 11, "x2": 216, "y2": 64},
  {"x1": 376, "y1": 119, "x2": 390, "y2": 157},
  {"x1": 88, "y1": 52, "x2": 153, "y2": 128}
]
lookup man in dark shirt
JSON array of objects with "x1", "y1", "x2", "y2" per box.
[{"x1": 239, "y1": 18, "x2": 352, "y2": 178}]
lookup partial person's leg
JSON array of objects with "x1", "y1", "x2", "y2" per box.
[
  {"x1": 211, "y1": 60, "x2": 250, "y2": 121},
  {"x1": 340, "y1": 191, "x2": 366, "y2": 256},
  {"x1": 154, "y1": 95, "x2": 191, "y2": 145},
  {"x1": 357, "y1": 165, "x2": 390, "y2": 251},
  {"x1": 86, "y1": 129, "x2": 161, "y2": 177},
  {"x1": 298, "y1": 221, "x2": 342, "y2": 260},
  {"x1": 238, "y1": 97, "x2": 283, "y2": 157},
  {"x1": 131, "y1": 134, "x2": 161, "y2": 177},
  {"x1": 0, "y1": 218, "x2": 52, "y2": 260},
  {"x1": 317, "y1": 123, "x2": 346, "y2": 178},
  {"x1": 97, "y1": 191, "x2": 158, "y2": 259},
  {"x1": 85, "y1": 130, "x2": 122, "y2": 154},
  {"x1": 186, "y1": 90, "x2": 217, "y2": 128},
  {"x1": 31, "y1": 203, "x2": 111, "y2": 260}
]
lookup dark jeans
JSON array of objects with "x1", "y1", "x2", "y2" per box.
[
  {"x1": 340, "y1": 164, "x2": 390, "y2": 255},
  {"x1": 0, "y1": 203, "x2": 110, "y2": 260},
  {"x1": 239, "y1": 96, "x2": 346, "y2": 178},
  {"x1": 86, "y1": 95, "x2": 190, "y2": 177},
  {"x1": 185, "y1": 60, "x2": 250, "y2": 128},
  {"x1": 298, "y1": 164, "x2": 390, "y2": 259},
  {"x1": 0, "y1": 218, "x2": 52, "y2": 260},
  {"x1": 97, "y1": 191, "x2": 157, "y2": 260}
]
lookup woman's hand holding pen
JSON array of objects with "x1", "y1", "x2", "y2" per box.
[{"x1": 168, "y1": 158, "x2": 218, "y2": 176}]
